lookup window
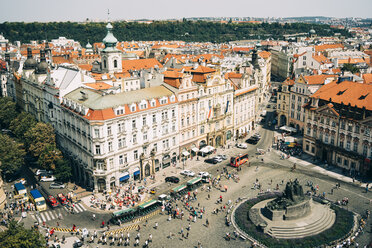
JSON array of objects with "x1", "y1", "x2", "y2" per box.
[
  {"x1": 365, "y1": 128, "x2": 370, "y2": 137},
  {"x1": 311, "y1": 147, "x2": 315, "y2": 153},
  {"x1": 140, "y1": 103, "x2": 147, "y2": 109},
  {"x1": 109, "y1": 158, "x2": 114, "y2": 170},
  {"x1": 118, "y1": 123, "x2": 122, "y2": 133},
  {"x1": 332, "y1": 121, "x2": 336, "y2": 128},
  {"x1": 132, "y1": 120, "x2": 136, "y2": 129},
  {"x1": 326, "y1": 118, "x2": 330, "y2": 125},
  {"x1": 324, "y1": 134, "x2": 329, "y2": 144},
  {"x1": 355, "y1": 125, "x2": 360, "y2": 133},
  {"x1": 153, "y1": 143, "x2": 157, "y2": 152},
  {"x1": 103, "y1": 59, "x2": 106, "y2": 68},
  {"x1": 346, "y1": 140, "x2": 351, "y2": 150},
  {"x1": 118, "y1": 138, "x2": 125, "y2": 148},
  {"x1": 114, "y1": 60, "x2": 117, "y2": 68},
  {"x1": 187, "y1": 117, "x2": 190, "y2": 125},
  {"x1": 292, "y1": 95, "x2": 295, "y2": 100},
  {"x1": 152, "y1": 114, "x2": 156, "y2": 123},
  {"x1": 95, "y1": 145, "x2": 101, "y2": 155},
  {"x1": 339, "y1": 140, "x2": 344, "y2": 148},
  {"x1": 353, "y1": 142, "x2": 358, "y2": 152},
  {"x1": 337, "y1": 157, "x2": 341, "y2": 164},
  {"x1": 116, "y1": 109, "x2": 124, "y2": 115},
  {"x1": 344, "y1": 159, "x2": 348, "y2": 167},
  {"x1": 306, "y1": 144, "x2": 309, "y2": 151},
  {"x1": 331, "y1": 136, "x2": 335, "y2": 145},
  {"x1": 94, "y1": 128, "x2": 100, "y2": 138},
  {"x1": 131, "y1": 105, "x2": 136, "y2": 112},
  {"x1": 200, "y1": 125, "x2": 205, "y2": 134},
  {"x1": 363, "y1": 145, "x2": 368, "y2": 156},
  {"x1": 143, "y1": 132, "x2": 148, "y2": 141},
  {"x1": 134, "y1": 150, "x2": 138, "y2": 160},
  {"x1": 181, "y1": 118, "x2": 184, "y2": 126},
  {"x1": 340, "y1": 121, "x2": 345, "y2": 130},
  {"x1": 153, "y1": 128, "x2": 156, "y2": 138},
  {"x1": 307, "y1": 128, "x2": 311, "y2": 135},
  {"x1": 108, "y1": 142, "x2": 113, "y2": 152},
  {"x1": 172, "y1": 122, "x2": 176, "y2": 132},
  {"x1": 172, "y1": 137, "x2": 176, "y2": 146},
  {"x1": 107, "y1": 126, "x2": 112, "y2": 136},
  {"x1": 142, "y1": 117, "x2": 146, "y2": 126},
  {"x1": 150, "y1": 101, "x2": 155, "y2": 107},
  {"x1": 119, "y1": 155, "x2": 124, "y2": 165},
  {"x1": 313, "y1": 130, "x2": 317, "y2": 138},
  {"x1": 133, "y1": 134, "x2": 137, "y2": 144},
  {"x1": 320, "y1": 117, "x2": 324, "y2": 124},
  {"x1": 347, "y1": 123, "x2": 352, "y2": 132},
  {"x1": 162, "y1": 139, "x2": 169, "y2": 149},
  {"x1": 172, "y1": 109, "x2": 175, "y2": 118}
]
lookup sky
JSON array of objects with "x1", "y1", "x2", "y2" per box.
[{"x1": 1, "y1": 0, "x2": 371, "y2": 22}]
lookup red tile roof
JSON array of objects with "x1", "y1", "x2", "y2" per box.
[
  {"x1": 122, "y1": 58, "x2": 163, "y2": 73},
  {"x1": 311, "y1": 80, "x2": 372, "y2": 111}
]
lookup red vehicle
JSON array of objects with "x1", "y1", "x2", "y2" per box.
[
  {"x1": 230, "y1": 153, "x2": 249, "y2": 167},
  {"x1": 46, "y1": 195, "x2": 59, "y2": 208},
  {"x1": 57, "y1": 193, "x2": 68, "y2": 205}
]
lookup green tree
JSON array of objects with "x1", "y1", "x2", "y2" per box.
[
  {"x1": 0, "y1": 97, "x2": 18, "y2": 129},
  {"x1": 9, "y1": 112, "x2": 37, "y2": 140},
  {"x1": 341, "y1": 63, "x2": 360, "y2": 74},
  {"x1": 0, "y1": 220, "x2": 45, "y2": 248},
  {"x1": 24, "y1": 122, "x2": 56, "y2": 158},
  {"x1": 54, "y1": 158, "x2": 72, "y2": 182},
  {"x1": 37, "y1": 144, "x2": 62, "y2": 170},
  {"x1": 0, "y1": 134, "x2": 25, "y2": 176}
]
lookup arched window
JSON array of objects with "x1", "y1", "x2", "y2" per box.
[
  {"x1": 103, "y1": 59, "x2": 107, "y2": 68},
  {"x1": 114, "y1": 60, "x2": 117, "y2": 68}
]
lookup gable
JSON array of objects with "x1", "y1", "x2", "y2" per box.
[{"x1": 316, "y1": 104, "x2": 339, "y2": 117}]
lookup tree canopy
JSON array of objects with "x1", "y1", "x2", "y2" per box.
[
  {"x1": 9, "y1": 112, "x2": 37, "y2": 141},
  {"x1": 0, "y1": 21, "x2": 350, "y2": 44},
  {"x1": 0, "y1": 97, "x2": 18, "y2": 129},
  {"x1": 0, "y1": 220, "x2": 45, "y2": 248},
  {"x1": 54, "y1": 158, "x2": 72, "y2": 182},
  {"x1": 24, "y1": 122, "x2": 56, "y2": 158},
  {"x1": 37, "y1": 144, "x2": 62, "y2": 170},
  {"x1": 341, "y1": 63, "x2": 360, "y2": 74},
  {"x1": 0, "y1": 133, "x2": 25, "y2": 176}
]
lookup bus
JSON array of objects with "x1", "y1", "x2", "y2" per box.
[
  {"x1": 29, "y1": 189, "x2": 47, "y2": 211},
  {"x1": 14, "y1": 183, "x2": 29, "y2": 202},
  {"x1": 230, "y1": 153, "x2": 249, "y2": 167}
]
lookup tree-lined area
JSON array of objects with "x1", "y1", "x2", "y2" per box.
[
  {"x1": 0, "y1": 97, "x2": 71, "y2": 182},
  {"x1": 0, "y1": 21, "x2": 350, "y2": 44}
]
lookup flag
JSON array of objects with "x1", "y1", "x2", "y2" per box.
[
  {"x1": 225, "y1": 100, "x2": 229, "y2": 114},
  {"x1": 207, "y1": 106, "x2": 212, "y2": 120}
]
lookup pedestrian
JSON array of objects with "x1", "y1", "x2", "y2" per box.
[
  {"x1": 154, "y1": 222, "x2": 158, "y2": 229},
  {"x1": 186, "y1": 232, "x2": 189, "y2": 239},
  {"x1": 169, "y1": 231, "x2": 173, "y2": 239},
  {"x1": 206, "y1": 219, "x2": 209, "y2": 227},
  {"x1": 149, "y1": 234, "x2": 152, "y2": 242}
]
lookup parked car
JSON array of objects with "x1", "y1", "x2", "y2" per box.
[
  {"x1": 198, "y1": 171, "x2": 209, "y2": 177},
  {"x1": 204, "y1": 158, "x2": 218, "y2": 164},
  {"x1": 149, "y1": 188, "x2": 157, "y2": 194},
  {"x1": 180, "y1": 170, "x2": 195, "y2": 177},
  {"x1": 212, "y1": 156, "x2": 223, "y2": 163},
  {"x1": 246, "y1": 138, "x2": 259, "y2": 145},
  {"x1": 236, "y1": 143, "x2": 248, "y2": 149},
  {"x1": 165, "y1": 176, "x2": 180, "y2": 183},
  {"x1": 252, "y1": 133, "x2": 261, "y2": 139},
  {"x1": 57, "y1": 193, "x2": 68, "y2": 205},
  {"x1": 46, "y1": 195, "x2": 59, "y2": 208},
  {"x1": 40, "y1": 175, "x2": 56, "y2": 182},
  {"x1": 36, "y1": 169, "x2": 53, "y2": 176},
  {"x1": 17, "y1": 178, "x2": 27, "y2": 185},
  {"x1": 73, "y1": 239, "x2": 83, "y2": 248},
  {"x1": 49, "y1": 182, "x2": 66, "y2": 189},
  {"x1": 216, "y1": 154, "x2": 228, "y2": 160}
]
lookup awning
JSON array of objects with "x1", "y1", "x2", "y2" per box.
[
  {"x1": 133, "y1": 167, "x2": 140, "y2": 176},
  {"x1": 119, "y1": 172, "x2": 130, "y2": 182},
  {"x1": 191, "y1": 147, "x2": 199, "y2": 152},
  {"x1": 138, "y1": 199, "x2": 158, "y2": 209},
  {"x1": 182, "y1": 151, "x2": 190, "y2": 156},
  {"x1": 171, "y1": 185, "x2": 187, "y2": 193},
  {"x1": 187, "y1": 177, "x2": 202, "y2": 186}
]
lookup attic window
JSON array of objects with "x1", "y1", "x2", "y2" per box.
[
  {"x1": 359, "y1": 93, "x2": 369, "y2": 100},
  {"x1": 337, "y1": 90, "x2": 346, "y2": 96},
  {"x1": 150, "y1": 100, "x2": 156, "y2": 107},
  {"x1": 131, "y1": 105, "x2": 136, "y2": 112}
]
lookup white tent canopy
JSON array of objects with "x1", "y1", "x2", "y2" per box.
[{"x1": 279, "y1": 126, "x2": 297, "y2": 133}]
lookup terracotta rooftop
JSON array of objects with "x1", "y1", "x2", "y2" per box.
[
  {"x1": 311, "y1": 80, "x2": 372, "y2": 111},
  {"x1": 122, "y1": 58, "x2": 163, "y2": 73}
]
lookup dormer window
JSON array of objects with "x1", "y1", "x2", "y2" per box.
[
  {"x1": 150, "y1": 100, "x2": 156, "y2": 107},
  {"x1": 159, "y1": 98, "x2": 167, "y2": 105},
  {"x1": 139, "y1": 102, "x2": 148, "y2": 110},
  {"x1": 170, "y1": 95, "x2": 175, "y2": 102},
  {"x1": 131, "y1": 105, "x2": 136, "y2": 112}
]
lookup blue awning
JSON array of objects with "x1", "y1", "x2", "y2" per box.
[
  {"x1": 133, "y1": 168, "x2": 140, "y2": 176},
  {"x1": 119, "y1": 172, "x2": 130, "y2": 182}
]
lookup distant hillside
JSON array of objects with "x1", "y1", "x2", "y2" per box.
[{"x1": 0, "y1": 21, "x2": 350, "y2": 44}]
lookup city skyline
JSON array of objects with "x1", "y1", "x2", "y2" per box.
[{"x1": 1, "y1": 0, "x2": 372, "y2": 23}]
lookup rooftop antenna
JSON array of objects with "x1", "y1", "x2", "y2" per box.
[{"x1": 107, "y1": 9, "x2": 110, "y2": 22}]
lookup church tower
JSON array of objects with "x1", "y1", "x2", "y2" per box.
[{"x1": 101, "y1": 22, "x2": 122, "y2": 73}]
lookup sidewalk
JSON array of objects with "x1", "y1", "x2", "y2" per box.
[{"x1": 272, "y1": 149, "x2": 370, "y2": 189}]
